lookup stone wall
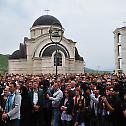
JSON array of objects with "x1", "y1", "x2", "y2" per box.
[
  {"x1": 114, "y1": 27, "x2": 126, "y2": 74},
  {"x1": 8, "y1": 59, "x2": 27, "y2": 74}
]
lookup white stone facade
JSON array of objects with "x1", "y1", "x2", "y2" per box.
[
  {"x1": 113, "y1": 27, "x2": 126, "y2": 74},
  {"x1": 8, "y1": 15, "x2": 84, "y2": 74}
]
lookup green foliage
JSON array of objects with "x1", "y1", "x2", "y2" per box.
[{"x1": 0, "y1": 54, "x2": 9, "y2": 74}]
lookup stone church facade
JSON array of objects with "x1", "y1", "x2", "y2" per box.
[{"x1": 9, "y1": 15, "x2": 84, "y2": 74}]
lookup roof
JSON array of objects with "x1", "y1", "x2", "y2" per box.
[
  {"x1": 75, "y1": 47, "x2": 84, "y2": 61},
  {"x1": 32, "y1": 15, "x2": 62, "y2": 27},
  {"x1": 9, "y1": 43, "x2": 27, "y2": 59}
]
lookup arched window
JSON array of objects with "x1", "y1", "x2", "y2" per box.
[{"x1": 54, "y1": 52, "x2": 62, "y2": 66}]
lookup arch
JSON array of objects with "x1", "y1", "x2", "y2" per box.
[
  {"x1": 38, "y1": 42, "x2": 70, "y2": 58},
  {"x1": 32, "y1": 36, "x2": 74, "y2": 59},
  {"x1": 41, "y1": 44, "x2": 68, "y2": 58}
]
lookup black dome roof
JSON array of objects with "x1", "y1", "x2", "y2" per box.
[
  {"x1": 75, "y1": 47, "x2": 84, "y2": 61},
  {"x1": 9, "y1": 43, "x2": 27, "y2": 59},
  {"x1": 32, "y1": 15, "x2": 62, "y2": 27}
]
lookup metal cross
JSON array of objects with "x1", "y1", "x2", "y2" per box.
[{"x1": 44, "y1": 9, "x2": 50, "y2": 15}]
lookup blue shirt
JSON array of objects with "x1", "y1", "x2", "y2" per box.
[{"x1": 5, "y1": 93, "x2": 14, "y2": 113}]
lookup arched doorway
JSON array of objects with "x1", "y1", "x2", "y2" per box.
[{"x1": 54, "y1": 52, "x2": 62, "y2": 66}]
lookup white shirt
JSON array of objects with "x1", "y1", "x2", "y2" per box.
[
  {"x1": 33, "y1": 91, "x2": 38, "y2": 105},
  {"x1": 49, "y1": 88, "x2": 63, "y2": 108}
]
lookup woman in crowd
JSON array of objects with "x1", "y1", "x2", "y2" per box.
[
  {"x1": 60, "y1": 89, "x2": 74, "y2": 126},
  {"x1": 73, "y1": 87, "x2": 86, "y2": 125},
  {"x1": 74, "y1": 99, "x2": 87, "y2": 126}
]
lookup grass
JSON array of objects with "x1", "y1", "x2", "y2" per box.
[{"x1": 0, "y1": 54, "x2": 9, "y2": 74}]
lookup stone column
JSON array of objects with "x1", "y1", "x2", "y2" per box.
[
  {"x1": 113, "y1": 30, "x2": 120, "y2": 73},
  {"x1": 120, "y1": 28, "x2": 126, "y2": 73},
  {"x1": 26, "y1": 41, "x2": 34, "y2": 74}
]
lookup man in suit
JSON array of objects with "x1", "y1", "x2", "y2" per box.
[
  {"x1": 2, "y1": 81, "x2": 22, "y2": 126},
  {"x1": 28, "y1": 80, "x2": 44, "y2": 126}
]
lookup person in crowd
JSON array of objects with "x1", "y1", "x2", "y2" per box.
[
  {"x1": 73, "y1": 87, "x2": 86, "y2": 125},
  {"x1": 65, "y1": 83, "x2": 71, "y2": 91},
  {"x1": 16, "y1": 82, "x2": 21, "y2": 93},
  {"x1": 89, "y1": 83, "x2": 95, "y2": 94},
  {"x1": 41, "y1": 79, "x2": 52, "y2": 126},
  {"x1": 96, "y1": 87, "x2": 112, "y2": 126},
  {"x1": 0, "y1": 86, "x2": 10, "y2": 110},
  {"x1": 119, "y1": 90, "x2": 126, "y2": 126},
  {"x1": 74, "y1": 99, "x2": 87, "y2": 126},
  {"x1": 90, "y1": 86, "x2": 100, "y2": 126},
  {"x1": 83, "y1": 87, "x2": 91, "y2": 126},
  {"x1": 0, "y1": 86, "x2": 10, "y2": 126},
  {"x1": 28, "y1": 80, "x2": 44, "y2": 126},
  {"x1": 98, "y1": 95, "x2": 109, "y2": 126},
  {"x1": 71, "y1": 81, "x2": 76, "y2": 91},
  {"x1": 2, "y1": 81, "x2": 22, "y2": 126},
  {"x1": 27, "y1": 80, "x2": 33, "y2": 92},
  {"x1": 46, "y1": 82, "x2": 63, "y2": 126},
  {"x1": 101, "y1": 87, "x2": 121, "y2": 126},
  {"x1": 20, "y1": 85, "x2": 32, "y2": 126},
  {"x1": 60, "y1": 89, "x2": 74, "y2": 126},
  {"x1": 70, "y1": 81, "x2": 76, "y2": 97}
]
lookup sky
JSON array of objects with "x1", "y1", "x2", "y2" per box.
[{"x1": 0, "y1": 0, "x2": 126, "y2": 70}]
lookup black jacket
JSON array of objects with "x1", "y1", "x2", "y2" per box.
[{"x1": 60, "y1": 97, "x2": 74, "y2": 114}]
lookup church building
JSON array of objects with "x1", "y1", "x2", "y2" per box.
[{"x1": 9, "y1": 15, "x2": 84, "y2": 74}]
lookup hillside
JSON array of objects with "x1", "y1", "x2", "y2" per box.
[
  {"x1": 0, "y1": 54, "x2": 9, "y2": 73},
  {"x1": 84, "y1": 67, "x2": 112, "y2": 74}
]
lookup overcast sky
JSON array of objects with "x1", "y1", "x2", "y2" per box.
[{"x1": 0, "y1": 0, "x2": 126, "y2": 70}]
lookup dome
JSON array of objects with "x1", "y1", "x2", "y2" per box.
[
  {"x1": 9, "y1": 43, "x2": 27, "y2": 59},
  {"x1": 32, "y1": 15, "x2": 62, "y2": 27},
  {"x1": 75, "y1": 47, "x2": 84, "y2": 61}
]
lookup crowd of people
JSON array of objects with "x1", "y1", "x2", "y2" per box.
[{"x1": 0, "y1": 72, "x2": 126, "y2": 126}]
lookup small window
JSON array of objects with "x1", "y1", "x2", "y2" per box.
[
  {"x1": 33, "y1": 30, "x2": 35, "y2": 35},
  {"x1": 54, "y1": 52, "x2": 62, "y2": 66},
  {"x1": 41, "y1": 29, "x2": 43, "y2": 34}
]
